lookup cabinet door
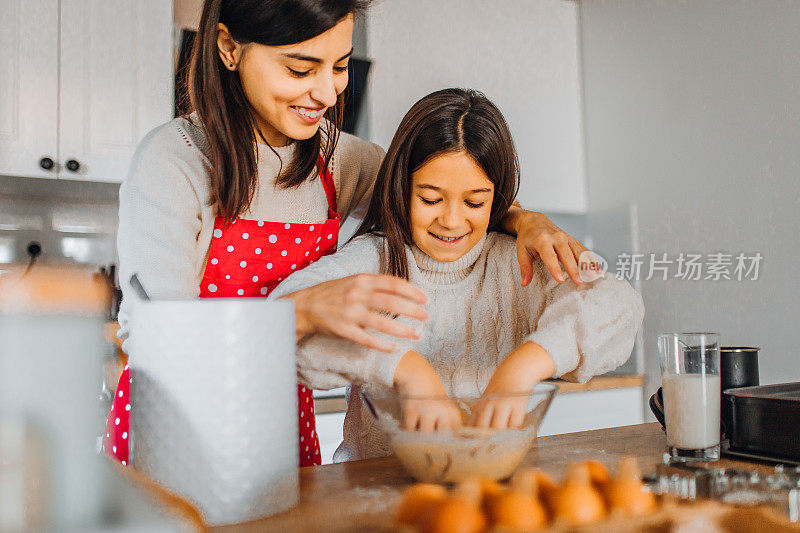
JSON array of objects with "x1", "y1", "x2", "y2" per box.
[
  {"x1": 0, "y1": 0, "x2": 59, "y2": 180},
  {"x1": 59, "y1": 0, "x2": 174, "y2": 183}
]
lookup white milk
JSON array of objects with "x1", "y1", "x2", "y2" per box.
[{"x1": 663, "y1": 374, "x2": 721, "y2": 449}]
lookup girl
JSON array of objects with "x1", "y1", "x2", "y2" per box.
[
  {"x1": 271, "y1": 88, "x2": 645, "y2": 461},
  {"x1": 107, "y1": 0, "x2": 590, "y2": 469}
]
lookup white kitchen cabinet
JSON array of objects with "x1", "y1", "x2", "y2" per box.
[
  {"x1": 365, "y1": 0, "x2": 587, "y2": 213},
  {"x1": 0, "y1": 0, "x2": 173, "y2": 183},
  {"x1": 0, "y1": 0, "x2": 59, "y2": 181}
]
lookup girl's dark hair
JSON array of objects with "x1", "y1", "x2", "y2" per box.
[
  {"x1": 354, "y1": 88, "x2": 520, "y2": 280},
  {"x1": 187, "y1": 0, "x2": 369, "y2": 220}
]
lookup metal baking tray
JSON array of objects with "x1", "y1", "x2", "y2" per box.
[{"x1": 724, "y1": 382, "x2": 800, "y2": 462}]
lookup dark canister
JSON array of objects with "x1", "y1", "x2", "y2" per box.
[{"x1": 720, "y1": 346, "x2": 759, "y2": 437}]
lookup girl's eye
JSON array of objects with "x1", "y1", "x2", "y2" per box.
[
  {"x1": 419, "y1": 197, "x2": 441, "y2": 205},
  {"x1": 333, "y1": 64, "x2": 349, "y2": 73},
  {"x1": 465, "y1": 201, "x2": 486, "y2": 208},
  {"x1": 288, "y1": 68, "x2": 312, "y2": 78}
]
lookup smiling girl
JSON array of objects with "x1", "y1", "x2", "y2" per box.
[{"x1": 271, "y1": 88, "x2": 645, "y2": 461}]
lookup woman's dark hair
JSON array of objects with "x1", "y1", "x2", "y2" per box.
[
  {"x1": 354, "y1": 88, "x2": 520, "y2": 280},
  {"x1": 186, "y1": 0, "x2": 369, "y2": 220}
]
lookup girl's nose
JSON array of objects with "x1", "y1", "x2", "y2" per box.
[
  {"x1": 310, "y1": 72, "x2": 338, "y2": 108},
  {"x1": 438, "y1": 202, "x2": 463, "y2": 229}
]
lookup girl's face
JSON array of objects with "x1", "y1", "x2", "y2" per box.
[
  {"x1": 221, "y1": 15, "x2": 354, "y2": 146},
  {"x1": 410, "y1": 151, "x2": 495, "y2": 262}
]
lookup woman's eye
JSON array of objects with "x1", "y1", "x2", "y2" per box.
[
  {"x1": 419, "y1": 197, "x2": 441, "y2": 205},
  {"x1": 288, "y1": 68, "x2": 312, "y2": 78},
  {"x1": 333, "y1": 64, "x2": 349, "y2": 73},
  {"x1": 465, "y1": 201, "x2": 486, "y2": 208}
]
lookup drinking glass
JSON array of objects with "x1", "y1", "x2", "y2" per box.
[{"x1": 658, "y1": 332, "x2": 721, "y2": 461}]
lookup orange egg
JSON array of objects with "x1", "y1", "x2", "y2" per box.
[
  {"x1": 479, "y1": 478, "x2": 506, "y2": 513},
  {"x1": 606, "y1": 458, "x2": 657, "y2": 516},
  {"x1": 489, "y1": 491, "x2": 547, "y2": 532},
  {"x1": 395, "y1": 483, "x2": 448, "y2": 527},
  {"x1": 422, "y1": 496, "x2": 487, "y2": 533},
  {"x1": 552, "y1": 464, "x2": 606, "y2": 526},
  {"x1": 581, "y1": 460, "x2": 611, "y2": 486}
]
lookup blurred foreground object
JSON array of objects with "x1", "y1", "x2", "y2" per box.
[{"x1": 0, "y1": 267, "x2": 192, "y2": 531}]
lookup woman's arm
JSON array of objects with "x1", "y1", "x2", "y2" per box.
[
  {"x1": 117, "y1": 125, "x2": 206, "y2": 351},
  {"x1": 270, "y1": 236, "x2": 428, "y2": 352},
  {"x1": 501, "y1": 204, "x2": 589, "y2": 287}
]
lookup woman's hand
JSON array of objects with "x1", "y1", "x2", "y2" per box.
[
  {"x1": 470, "y1": 342, "x2": 556, "y2": 429},
  {"x1": 282, "y1": 274, "x2": 429, "y2": 353},
  {"x1": 502, "y1": 207, "x2": 588, "y2": 286},
  {"x1": 394, "y1": 351, "x2": 462, "y2": 432}
]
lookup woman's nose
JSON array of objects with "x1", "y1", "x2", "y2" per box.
[{"x1": 310, "y1": 72, "x2": 338, "y2": 108}]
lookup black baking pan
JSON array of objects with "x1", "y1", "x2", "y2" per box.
[{"x1": 724, "y1": 382, "x2": 800, "y2": 462}]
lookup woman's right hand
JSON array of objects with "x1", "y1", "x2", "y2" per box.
[{"x1": 282, "y1": 274, "x2": 429, "y2": 353}]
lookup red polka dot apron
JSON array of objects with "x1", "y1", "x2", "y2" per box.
[{"x1": 105, "y1": 158, "x2": 339, "y2": 468}]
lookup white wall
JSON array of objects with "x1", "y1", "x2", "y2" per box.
[
  {"x1": 365, "y1": 0, "x2": 587, "y2": 213},
  {"x1": 579, "y1": 0, "x2": 800, "y2": 397}
]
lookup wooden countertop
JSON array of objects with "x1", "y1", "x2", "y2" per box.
[
  {"x1": 314, "y1": 374, "x2": 644, "y2": 415},
  {"x1": 212, "y1": 422, "x2": 769, "y2": 533}
]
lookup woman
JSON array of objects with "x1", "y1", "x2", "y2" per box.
[{"x1": 106, "y1": 0, "x2": 589, "y2": 468}]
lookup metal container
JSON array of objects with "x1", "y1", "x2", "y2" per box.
[
  {"x1": 720, "y1": 346, "x2": 760, "y2": 438},
  {"x1": 725, "y1": 382, "x2": 800, "y2": 463}
]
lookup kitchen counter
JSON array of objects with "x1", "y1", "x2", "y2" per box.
[
  {"x1": 210, "y1": 422, "x2": 765, "y2": 532},
  {"x1": 314, "y1": 374, "x2": 644, "y2": 415}
]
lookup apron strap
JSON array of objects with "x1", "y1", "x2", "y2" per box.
[{"x1": 317, "y1": 156, "x2": 338, "y2": 218}]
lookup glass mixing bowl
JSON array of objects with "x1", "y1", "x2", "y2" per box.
[{"x1": 361, "y1": 382, "x2": 557, "y2": 482}]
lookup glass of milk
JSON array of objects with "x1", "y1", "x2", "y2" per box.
[{"x1": 658, "y1": 332, "x2": 721, "y2": 461}]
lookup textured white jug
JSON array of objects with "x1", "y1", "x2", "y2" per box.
[{"x1": 128, "y1": 299, "x2": 299, "y2": 525}]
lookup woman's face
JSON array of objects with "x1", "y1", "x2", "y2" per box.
[
  {"x1": 409, "y1": 151, "x2": 495, "y2": 262},
  {"x1": 224, "y1": 15, "x2": 354, "y2": 146}
]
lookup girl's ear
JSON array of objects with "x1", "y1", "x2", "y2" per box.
[{"x1": 216, "y1": 23, "x2": 242, "y2": 70}]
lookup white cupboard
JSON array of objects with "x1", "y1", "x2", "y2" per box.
[{"x1": 0, "y1": 0, "x2": 173, "y2": 183}]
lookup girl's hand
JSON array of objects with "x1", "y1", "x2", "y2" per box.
[
  {"x1": 283, "y1": 274, "x2": 429, "y2": 353},
  {"x1": 393, "y1": 351, "x2": 462, "y2": 432},
  {"x1": 470, "y1": 342, "x2": 556, "y2": 429},
  {"x1": 503, "y1": 207, "x2": 588, "y2": 287}
]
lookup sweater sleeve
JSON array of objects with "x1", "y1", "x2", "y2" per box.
[
  {"x1": 269, "y1": 235, "x2": 409, "y2": 390},
  {"x1": 333, "y1": 132, "x2": 385, "y2": 223},
  {"x1": 116, "y1": 123, "x2": 205, "y2": 351},
  {"x1": 523, "y1": 260, "x2": 645, "y2": 383}
]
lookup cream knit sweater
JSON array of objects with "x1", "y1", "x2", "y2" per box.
[
  {"x1": 116, "y1": 115, "x2": 384, "y2": 349},
  {"x1": 270, "y1": 232, "x2": 645, "y2": 461}
]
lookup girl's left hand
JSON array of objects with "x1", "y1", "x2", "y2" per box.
[
  {"x1": 470, "y1": 342, "x2": 556, "y2": 429},
  {"x1": 505, "y1": 208, "x2": 588, "y2": 287}
]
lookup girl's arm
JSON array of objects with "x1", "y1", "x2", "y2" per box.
[{"x1": 524, "y1": 260, "x2": 645, "y2": 383}]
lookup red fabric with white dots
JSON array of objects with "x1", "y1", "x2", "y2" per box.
[{"x1": 105, "y1": 159, "x2": 339, "y2": 468}]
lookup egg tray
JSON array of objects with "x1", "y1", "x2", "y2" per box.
[{"x1": 528, "y1": 495, "x2": 800, "y2": 533}]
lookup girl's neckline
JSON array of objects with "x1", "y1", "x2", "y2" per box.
[{"x1": 410, "y1": 234, "x2": 490, "y2": 286}]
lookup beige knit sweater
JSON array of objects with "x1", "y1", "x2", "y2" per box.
[
  {"x1": 116, "y1": 116, "x2": 384, "y2": 348},
  {"x1": 270, "y1": 232, "x2": 645, "y2": 461}
]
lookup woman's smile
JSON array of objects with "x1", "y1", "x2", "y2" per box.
[{"x1": 291, "y1": 105, "x2": 326, "y2": 124}]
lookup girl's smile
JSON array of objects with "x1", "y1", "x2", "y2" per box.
[{"x1": 410, "y1": 151, "x2": 494, "y2": 263}]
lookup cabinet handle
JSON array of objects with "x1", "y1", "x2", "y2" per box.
[
  {"x1": 65, "y1": 159, "x2": 81, "y2": 172},
  {"x1": 39, "y1": 157, "x2": 55, "y2": 171}
]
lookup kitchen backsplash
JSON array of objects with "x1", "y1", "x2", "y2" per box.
[{"x1": 0, "y1": 175, "x2": 120, "y2": 269}]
